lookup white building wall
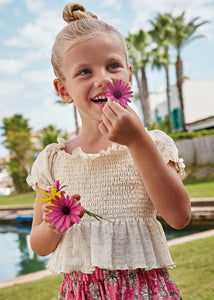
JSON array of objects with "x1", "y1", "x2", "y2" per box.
[
  {"x1": 183, "y1": 79, "x2": 214, "y2": 123},
  {"x1": 149, "y1": 78, "x2": 214, "y2": 129}
]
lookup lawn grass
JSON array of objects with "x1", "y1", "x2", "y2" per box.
[
  {"x1": 170, "y1": 236, "x2": 214, "y2": 300},
  {"x1": 0, "y1": 236, "x2": 213, "y2": 300},
  {"x1": 0, "y1": 274, "x2": 62, "y2": 300},
  {"x1": 0, "y1": 191, "x2": 35, "y2": 206},
  {"x1": 183, "y1": 177, "x2": 214, "y2": 198}
]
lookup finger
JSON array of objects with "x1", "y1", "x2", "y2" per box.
[
  {"x1": 72, "y1": 194, "x2": 80, "y2": 201},
  {"x1": 125, "y1": 104, "x2": 136, "y2": 114},
  {"x1": 107, "y1": 98, "x2": 126, "y2": 114},
  {"x1": 102, "y1": 113, "x2": 113, "y2": 130},
  {"x1": 98, "y1": 121, "x2": 109, "y2": 136},
  {"x1": 80, "y1": 208, "x2": 85, "y2": 218},
  {"x1": 42, "y1": 203, "x2": 49, "y2": 213},
  {"x1": 43, "y1": 214, "x2": 51, "y2": 223},
  {"x1": 103, "y1": 101, "x2": 118, "y2": 119}
]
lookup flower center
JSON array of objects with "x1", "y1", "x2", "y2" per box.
[
  {"x1": 114, "y1": 91, "x2": 122, "y2": 99},
  {"x1": 63, "y1": 206, "x2": 71, "y2": 215}
]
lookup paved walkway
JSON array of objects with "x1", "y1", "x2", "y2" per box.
[
  {"x1": 0, "y1": 205, "x2": 34, "y2": 222},
  {"x1": 0, "y1": 198, "x2": 214, "y2": 222}
]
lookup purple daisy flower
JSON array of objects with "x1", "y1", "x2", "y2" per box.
[
  {"x1": 105, "y1": 80, "x2": 133, "y2": 107},
  {"x1": 46, "y1": 194, "x2": 83, "y2": 232}
]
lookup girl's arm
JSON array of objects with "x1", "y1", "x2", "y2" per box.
[
  {"x1": 30, "y1": 185, "x2": 84, "y2": 256},
  {"x1": 99, "y1": 99, "x2": 191, "y2": 229},
  {"x1": 30, "y1": 186, "x2": 64, "y2": 256},
  {"x1": 127, "y1": 131, "x2": 191, "y2": 229}
]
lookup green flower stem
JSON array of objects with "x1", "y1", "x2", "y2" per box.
[{"x1": 85, "y1": 209, "x2": 114, "y2": 223}]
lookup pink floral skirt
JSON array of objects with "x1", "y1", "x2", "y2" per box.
[{"x1": 58, "y1": 267, "x2": 182, "y2": 300}]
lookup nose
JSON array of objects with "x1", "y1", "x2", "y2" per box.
[{"x1": 94, "y1": 73, "x2": 112, "y2": 89}]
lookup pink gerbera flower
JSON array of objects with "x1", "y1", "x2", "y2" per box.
[
  {"x1": 105, "y1": 80, "x2": 133, "y2": 107},
  {"x1": 46, "y1": 194, "x2": 83, "y2": 232}
]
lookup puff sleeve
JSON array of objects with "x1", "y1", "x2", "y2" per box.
[
  {"x1": 149, "y1": 129, "x2": 185, "y2": 177},
  {"x1": 26, "y1": 140, "x2": 65, "y2": 190}
]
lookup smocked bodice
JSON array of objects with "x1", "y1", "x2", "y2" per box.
[{"x1": 27, "y1": 129, "x2": 185, "y2": 274}]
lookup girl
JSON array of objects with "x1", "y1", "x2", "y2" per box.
[{"x1": 27, "y1": 3, "x2": 191, "y2": 299}]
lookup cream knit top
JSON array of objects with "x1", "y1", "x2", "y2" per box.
[{"x1": 27, "y1": 129, "x2": 185, "y2": 274}]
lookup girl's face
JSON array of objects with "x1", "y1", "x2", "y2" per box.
[{"x1": 55, "y1": 34, "x2": 132, "y2": 126}]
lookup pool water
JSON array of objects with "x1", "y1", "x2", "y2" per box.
[
  {"x1": 0, "y1": 222, "x2": 213, "y2": 281},
  {"x1": 0, "y1": 224, "x2": 50, "y2": 281}
]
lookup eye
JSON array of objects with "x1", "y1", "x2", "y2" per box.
[
  {"x1": 79, "y1": 69, "x2": 91, "y2": 75},
  {"x1": 108, "y1": 63, "x2": 119, "y2": 71}
]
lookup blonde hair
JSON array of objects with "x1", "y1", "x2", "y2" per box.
[{"x1": 51, "y1": 3, "x2": 129, "y2": 81}]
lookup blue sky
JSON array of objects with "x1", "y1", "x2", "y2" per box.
[{"x1": 0, "y1": 0, "x2": 214, "y2": 157}]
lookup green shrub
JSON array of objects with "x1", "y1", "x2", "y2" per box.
[{"x1": 169, "y1": 129, "x2": 214, "y2": 141}]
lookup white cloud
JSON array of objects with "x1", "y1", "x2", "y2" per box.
[
  {"x1": 0, "y1": 0, "x2": 11, "y2": 6},
  {"x1": 24, "y1": 0, "x2": 44, "y2": 13},
  {"x1": 5, "y1": 9, "x2": 64, "y2": 58},
  {"x1": 0, "y1": 79, "x2": 25, "y2": 99},
  {"x1": 0, "y1": 58, "x2": 26, "y2": 76},
  {"x1": 130, "y1": 0, "x2": 214, "y2": 38},
  {"x1": 100, "y1": 0, "x2": 121, "y2": 10},
  {"x1": 26, "y1": 95, "x2": 77, "y2": 132},
  {"x1": 21, "y1": 67, "x2": 53, "y2": 85}
]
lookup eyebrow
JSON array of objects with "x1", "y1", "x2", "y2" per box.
[{"x1": 71, "y1": 63, "x2": 90, "y2": 74}]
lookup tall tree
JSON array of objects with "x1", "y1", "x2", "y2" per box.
[
  {"x1": 1, "y1": 114, "x2": 33, "y2": 193},
  {"x1": 126, "y1": 30, "x2": 152, "y2": 127},
  {"x1": 171, "y1": 12, "x2": 208, "y2": 131},
  {"x1": 149, "y1": 13, "x2": 174, "y2": 132},
  {"x1": 40, "y1": 124, "x2": 68, "y2": 148}
]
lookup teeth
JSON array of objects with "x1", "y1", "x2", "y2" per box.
[
  {"x1": 92, "y1": 96, "x2": 107, "y2": 103},
  {"x1": 93, "y1": 96, "x2": 106, "y2": 100}
]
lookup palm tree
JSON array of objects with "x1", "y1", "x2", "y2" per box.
[
  {"x1": 171, "y1": 12, "x2": 209, "y2": 131},
  {"x1": 126, "y1": 30, "x2": 152, "y2": 128},
  {"x1": 150, "y1": 13, "x2": 174, "y2": 132},
  {"x1": 1, "y1": 114, "x2": 33, "y2": 192},
  {"x1": 40, "y1": 124, "x2": 67, "y2": 148}
]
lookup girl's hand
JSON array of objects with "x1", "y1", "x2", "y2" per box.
[
  {"x1": 99, "y1": 98, "x2": 145, "y2": 147},
  {"x1": 42, "y1": 194, "x2": 85, "y2": 235}
]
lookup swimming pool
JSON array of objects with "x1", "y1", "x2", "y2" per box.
[{"x1": 0, "y1": 222, "x2": 213, "y2": 281}]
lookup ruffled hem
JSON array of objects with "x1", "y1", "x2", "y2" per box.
[
  {"x1": 62, "y1": 143, "x2": 127, "y2": 161},
  {"x1": 47, "y1": 217, "x2": 175, "y2": 275}
]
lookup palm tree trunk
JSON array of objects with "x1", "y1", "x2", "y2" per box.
[
  {"x1": 73, "y1": 105, "x2": 79, "y2": 135},
  {"x1": 134, "y1": 70, "x2": 145, "y2": 123},
  {"x1": 141, "y1": 67, "x2": 152, "y2": 128},
  {"x1": 176, "y1": 55, "x2": 186, "y2": 131},
  {"x1": 165, "y1": 66, "x2": 172, "y2": 133}
]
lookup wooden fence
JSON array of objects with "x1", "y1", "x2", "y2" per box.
[{"x1": 175, "y1": 134, "x2": 214, "y2": 166}]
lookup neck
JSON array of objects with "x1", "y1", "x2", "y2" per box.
[{"x1": 75, "y1": 122, "x2": 113, "y2": 153}]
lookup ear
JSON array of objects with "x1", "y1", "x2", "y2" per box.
[
  {"x1": 53, "y1": 79, "x2": 73, "y2": 104},
  {"x1": 128, "y1": 64, "x2": 133, "y2": 86}
]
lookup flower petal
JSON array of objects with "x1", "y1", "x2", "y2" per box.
[{"x1": 70, "y1": 215, "x2": 81, "y2": 224}]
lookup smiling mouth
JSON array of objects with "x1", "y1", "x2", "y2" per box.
[{"x1": 91, "y1": 96, "x2": 108, "y2": 103}]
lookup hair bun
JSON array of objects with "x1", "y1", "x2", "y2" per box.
[{"x1": 63, "y1": 3, "x2": 98, "y2": 23}]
